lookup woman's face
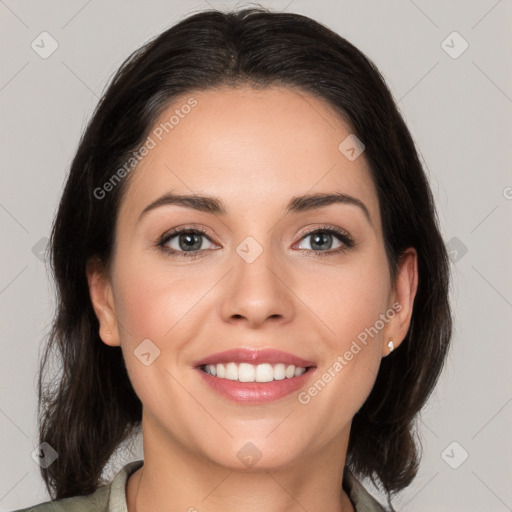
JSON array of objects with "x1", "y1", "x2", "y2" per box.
[{"x1": 88, "y1": 86, "x2": 417, "y2": 470}]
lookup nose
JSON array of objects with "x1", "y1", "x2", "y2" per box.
[{"x1": 219, "y1": 239, "x2": 295, "y2": 329}]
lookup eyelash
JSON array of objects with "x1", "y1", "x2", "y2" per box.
[{"x1": 157, "y1": 225, "x2": 355, "y2": 260}]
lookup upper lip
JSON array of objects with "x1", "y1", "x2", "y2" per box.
[{"x1": 192, "y1": 348, "x2": 316, "y2": 368}]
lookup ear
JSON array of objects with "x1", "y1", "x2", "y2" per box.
[
  {"x1": 382, "y1": 247, "x2": 418, "y2": 357},
  {"x1": 86, "y1": 257, "x2": 120, "y2": 347}
]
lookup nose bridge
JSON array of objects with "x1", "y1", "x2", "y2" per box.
[{"x1": 220, "y1": 233, "x2": 295, "y2": 326}]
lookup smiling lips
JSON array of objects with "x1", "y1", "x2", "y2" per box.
[{"x1": 193, "y1": 348, "x2": 317, "y2": 403}]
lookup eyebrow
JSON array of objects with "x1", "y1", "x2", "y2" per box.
[{"x1": 138, "y1": 191, "x2": 372, "y2": 225}]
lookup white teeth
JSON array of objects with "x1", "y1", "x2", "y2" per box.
[
  {"x1": 273, "y1": 363, "x2": 286, "y2": 380},
  {"x1": 216, "y1": 363, "x2": 225, "y2": 378},
  {"x1": 238, "y1": 363, "x2": 255, "y2": 382},
  {"x1": 294, "y1": 366, "x2": 306, "y2": 377},
  {"x1": 285, "y1": 364, "x2": 295, "y2": 379},
  {"x1": 225, "y1": 362, "x2": 238, "y2": 381},
  {"x1": 255, "y1": 363, "x2": 274, "y2": 382},
  {"x1": 202, "y1": 362, "x2": 308, "y2": 382}
]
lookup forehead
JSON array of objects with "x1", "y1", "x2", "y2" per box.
[{"x1": 118, "y1": 86, "x2": 379, "y2": 224}]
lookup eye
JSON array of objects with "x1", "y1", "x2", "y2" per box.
[
  {"x1": 158, "y1": 228, "x2": 217, "y2": 258},
  {"x1": 295, "y1": 226, "x2": 354, "y2": 256}
]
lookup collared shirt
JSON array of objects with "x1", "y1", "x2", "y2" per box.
[{"x1": 13, "y1": 460, "x2": 389, "y2": 512}]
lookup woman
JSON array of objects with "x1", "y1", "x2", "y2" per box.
[{"x1": 14, "y1": 6, "x2": 451, "y2": 512}]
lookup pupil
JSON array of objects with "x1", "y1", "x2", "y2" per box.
[
  {"x1": 311, "y1": 232, "x2": 332, "y2": 250},
  {"x1": 179, "y1": 233, "x2": 202, "y2": 251}
]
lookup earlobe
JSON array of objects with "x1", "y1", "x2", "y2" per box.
[
  {"x1": 86, "y1": 257, "x2": 120, "y2": 347},
  {"x1": 383, "y1": 247, "x2": 418, "y2": 356}
]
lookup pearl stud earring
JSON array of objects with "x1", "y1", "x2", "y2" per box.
[{"x1": 387, "y1": 340, "x2": 394, "y2": 353}]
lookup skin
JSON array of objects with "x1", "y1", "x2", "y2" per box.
[{"x1": 87, "y1": 86, "x2": 418, "y2": 512}]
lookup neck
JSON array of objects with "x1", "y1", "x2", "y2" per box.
[{"x1": 126, "y1": 414, "x2": 355, "y2": 512}]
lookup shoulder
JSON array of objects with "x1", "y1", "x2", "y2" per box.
[
  {"x1": 10, "y1": 485, "x2": 110, "y2": 512},
  {"x1": 343, "y1": 468, "x2": 393, "y2": 512},
  {"x1": 10, "y1": 460, "x2": 144, "y2": 512}
]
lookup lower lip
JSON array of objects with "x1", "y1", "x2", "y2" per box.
[{"x1": 195, "y1": 367, "x2": 316, "y2": 404}]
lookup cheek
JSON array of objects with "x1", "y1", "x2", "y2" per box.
[
  {"x1": 296, "y1": 252, "x2": 391, "y2": 403},
  {"x1": 111, "y1": 259, "x2": 200, "y2": 412},
  {"x1": 111, "y1": 252, "x2": 221, "y2": 391},
  {"x1": 112, "y1": 253, "x2": 207, "y2": 342},
  {"x1": 295, "y1": 263, "x2": 391, "y2": 437},
  {"x1": 305, "y1": 256, "x2": 392, "y2": 348}
]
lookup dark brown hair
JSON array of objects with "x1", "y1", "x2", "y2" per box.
[{"x1": 39, "y1": 5, "x2": 452, "y2": 505}]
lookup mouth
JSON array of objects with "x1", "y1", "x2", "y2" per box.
[{"x1": 192, "y1": 348, "x2": 317, "y2": 403}]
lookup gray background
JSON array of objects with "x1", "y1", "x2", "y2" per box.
[{"x1": 1, "y1": 1, "x2": 511, "y2": 511}]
